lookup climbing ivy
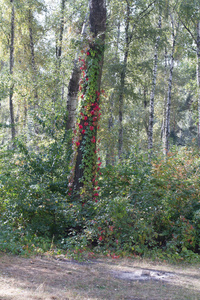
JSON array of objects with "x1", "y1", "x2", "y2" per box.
[{"x1": 68, "y1": 41, "x2": 104, "y2": 201}]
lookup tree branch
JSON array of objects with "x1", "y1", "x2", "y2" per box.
[
  {"x1": 137, "y1": 0, "x2": 156, "y2": 20},
  {"x1": 177, "y1": 11, "x2": 197, "y2": 44}
]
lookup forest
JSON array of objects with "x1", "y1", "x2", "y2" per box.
[{"x1": 0, "y1": 0, "x2": 200, "y2": 262}]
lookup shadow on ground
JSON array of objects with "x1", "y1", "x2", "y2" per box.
[{"x1": 0, "y1": 254, "x2": 200, "y2": 300}]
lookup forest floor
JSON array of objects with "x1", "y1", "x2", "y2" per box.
[{"x1": 0, "y1": 253, "x2": 200, "y2": 300}]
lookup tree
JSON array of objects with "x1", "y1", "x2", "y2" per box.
[
  {"x1": 66, "y1": 12, "x2": 89, "y2": 130},
  {"x1": 68, "y1": 0, "x2": 106, "y2": 199},
  {"x1": 9, "y1": 0, "x2": 15, "y2": 140},
  {"x1": 176, "y1": 0, "x2": 200, "y2": 147},
  {"x1": 118, "y1": 0, "x2": 131, "y2": 159},
  {"x1": 163, "y1": 13, "x2": 179, "y2": 155},
  {"x1": 148, "y1": 13, "x2": 162, "y2": 155}
]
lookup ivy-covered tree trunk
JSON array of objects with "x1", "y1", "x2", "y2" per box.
[
  {"x1": 9, "y1": 0, "x2": 15, "y2": 140},
  {"x1": 68, "y1": 0, "x2": 106, "y2": 199}
]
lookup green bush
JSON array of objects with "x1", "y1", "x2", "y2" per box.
[
  {"x1": 72, "y1": 149, "x2": 200, "y2": 258},
  {"x1": 0, "y1": 135, "x2": 73, "y2": 241}
]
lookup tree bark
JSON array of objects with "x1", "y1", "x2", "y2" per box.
[
  {"x1": 53, "y1": 0, "x2": 66, "y2": 106},
  {"x1": 9, "y1": 0, "x2": 15, "y2": 140},
  {"x1": 66, "y1": 60, "x2": 81, "y2": 130},
  {"x1": 66, "y1": 13, "x2": 89, "y2": 130},
  {"x1": 56, "y1": 0, "x2": 65, "y2": 66},
  {"x1": 106, "y1": 22, "x2": 120, "y2": 165},
  {"x1": 148, "y1": 14, "x2": 161, "y2": 155},
  {"x1": 197, "y1": 21, "x2": 200, "y2": 147},
  {"x1": 118, "y1": 1, "x2": 130, "y2": 159},
  {"x1": 106, "y1": 92, "x2": 115, "y2": 166},
  {"x1": 28, "y1": 9, "x2": 38, "y2": 103},
  {"x1": 161, "y1": 47, "x2": 168, "y2": 142},
  {"x1": 163, "y1": 15, "x2": 178, "y2": 155}
]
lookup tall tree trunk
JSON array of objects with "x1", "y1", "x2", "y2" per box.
[
  {"x1": 28, "y1": 9, "x2": 38, "y2": 102},
  {"x1": 9, "y1": 0, "x2": 15, "y2": 140},
  {"x1": 148, "y1": 14, "x2": 162, "y2": 155},
  {"x1": 56, "y1": 0, "x2": 65, "y2": 66},
  {"x1": 66, "y1": 13, "x2": 89, "y2": 130},
  {"x1": 106, "y1": 92, "x2": 115, "y2": 166},
  {"x1": 53, "y1": 0, "x2": 66, "y2": 106},
  {"x1": 161, "y1": 47, "x2": 168, "y2": 142},
  {"x1": 106, "y1": 22, "x2": 120, "y2": 165},
  {"x1": 163, "y1": 15, "x2": 178, "y2": 155},
  {"x1": 118, "y1": 1, "x2": 130, "y2": 159},
  {"x1": 197, "y1": 21, "x2": 200, "y2": 147},
  {"x1": 66, "y1": 59, "x2": 81, "y2": 130},
  {"x1": 69, "y1": 0, "x2": 106, "y2": 197}
]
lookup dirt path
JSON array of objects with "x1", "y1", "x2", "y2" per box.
[{"x1": 0, "y1": 254, "x2": 200, "y2": 300}]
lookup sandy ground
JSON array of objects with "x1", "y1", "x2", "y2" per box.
[{"x1": 0, "y1": 254, "x2": 200, "y2": 300}]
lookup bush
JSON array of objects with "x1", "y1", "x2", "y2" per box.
[
  {"x1": 71, "y1": 149, "x2": 200, "y2": 257},
  {"x1": 0, "y1": 135, "x2": 73, "y2": 240}
]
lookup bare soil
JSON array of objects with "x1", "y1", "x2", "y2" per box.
[{"x1": 0, "y1": 254, "x2": 200, "y2": 300}]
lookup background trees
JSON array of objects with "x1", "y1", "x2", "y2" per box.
[{"x1": 0, "y1": 0, "x2": 198, "y2": 154}]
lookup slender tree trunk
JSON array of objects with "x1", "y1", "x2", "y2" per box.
[
  {"x1": 106, "y1": 92, "x2": 115, "y2": 166},
  {"x1": 56, "y1": 0, "x2": 65, "y2": 66},
  {"x1": 53, "y1": 0, "x2": 66, "y2": 106},
  {"x1": 163, "y1": 16, "x2": 178, "y2": 155},
  {"x1": 69, "y1": 0, "x2": 106, "y2": 196},
  {"x1": 148, "y1": 14, "x2": 161, "y2": 155},
  {"x1": 28, "y1": 9, "x2": 38, "y2": 102},
  {"x1": 106, "y1": 22, "x2": 120, "y2": 165},
  {"x1": 197, "y1": 21, "x2": 200, "y2": 147},
  {"x1": 28, "y1": 9, "x2": 41, "y2": 136},
  {"x1": 9, "y1": 0, "x2": 15, "y2": 140},
  {"x1": 161, "y1": 48, "x2": 168, "y2": 142},
  {"x1": 118, "y1": 2, "x2": 130, "y2": 159},
  {"x1": 143, "y1": 88, "x2": 149, "y2": 137},
  {"x1": 24, "y1": 98, "x2": 27, "y2": 129}
]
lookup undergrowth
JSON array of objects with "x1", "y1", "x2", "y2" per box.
[{"x1": 0, "y1": 145, "x2": 200, "y2": 263}]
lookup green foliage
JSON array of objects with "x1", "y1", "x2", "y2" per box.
[
  {"x1": 63, "y1": 148, "x2": 200, "y2": 261},
  {"x1": 0, "y1": 224, "x2": 52, "y2": 255},
  {"x1": 0, "y1": 132, "x2": 74, "y2": 242},
  {"x1": 1, "y1": 144, "x2": 200, "y2": 262}
]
